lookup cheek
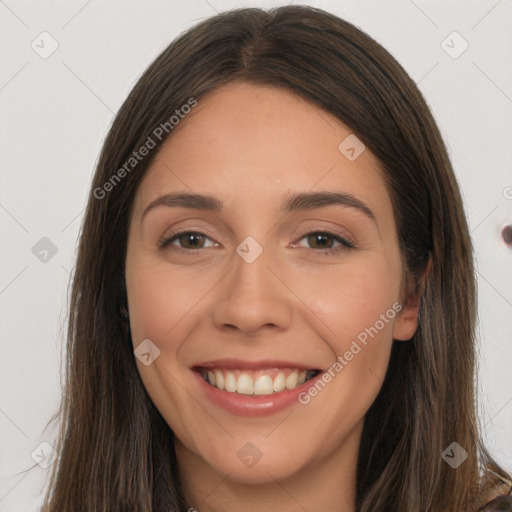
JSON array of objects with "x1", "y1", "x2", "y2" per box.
[
  {"x1": 126, "y1": 260, "x2": 213, "y2": 446},
  {"x1": 300, "y1": 266, "x2": 398, "y2": 425},
  {"x1": 303, "y1": 261, "x2": 401, "y2": 342},
  {"x1": 296, "y1": 258, "x2": 400, "y2": 400},
  {"x1": 127, "y1": 260, "x2": 210, "y2": 344}
]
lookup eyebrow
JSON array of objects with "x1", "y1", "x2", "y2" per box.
[{"x1": 141, "y1": 191, "x2": 376, "y2": 223}]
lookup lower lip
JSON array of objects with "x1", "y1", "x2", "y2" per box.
[{"x1": 192, "y1": 370, "x2": 323, "y2": 417}]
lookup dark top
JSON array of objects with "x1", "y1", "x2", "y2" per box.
[{"x1": 479, "y1": 484, "x2": 512, "y2": 511}]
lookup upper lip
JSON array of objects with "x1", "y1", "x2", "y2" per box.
[{"x1": 192, "y1": 358, "x2": 321, "y2": 371}]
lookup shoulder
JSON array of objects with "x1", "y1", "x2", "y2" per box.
[{"x1": 476, "y1": 482, "x2": 512, "y2": 511}]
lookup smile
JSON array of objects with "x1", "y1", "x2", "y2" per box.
[{"x1": 195, "y1": 367, "x2": 321, "y2": 396}]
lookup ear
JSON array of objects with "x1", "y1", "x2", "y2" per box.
[{"x1": 392, "y1": 254, "x2": 432, "y2": 341}]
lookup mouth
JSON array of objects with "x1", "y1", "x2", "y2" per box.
[{"x1": 193, "y1": 366, "x2": 322, "y2": 396}]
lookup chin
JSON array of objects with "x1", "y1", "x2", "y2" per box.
[{"x1": 197, "y1": 439, "x2": 312, "y2": 485}]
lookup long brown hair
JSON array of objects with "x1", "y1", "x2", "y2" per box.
[{"x1": 42, "y1": 5, "x2": 510, "y2": 511}]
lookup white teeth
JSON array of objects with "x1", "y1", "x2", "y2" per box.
[
  {"x1": 201, "y1": 368, "x2": 318, "y2": 395},
  {"x1": 285, "y1": 370, "x2": 298, "y2": 390},
  {"x1": 237, "y1": 373, "x2": 254, "y2": 395},
  {"x1": 214, "y1": 369, "x2": 224, "y2": 390},
  {"x1": 254, "y1": 375, "x2": 274, "y2": 395},
  {"x1": 224, "y1": 371, "x2": 237, "y2": 392},
  {"x1": 273, "y1": 372, "x2": 286, "y2": 392}
]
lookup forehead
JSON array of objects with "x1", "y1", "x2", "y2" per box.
[{"x1": 134, "y1": 81, "x2": 389, "y2": 215}]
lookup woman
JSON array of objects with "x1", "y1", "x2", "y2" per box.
[{"x1": 42, "y1": 5, "x2": 511, "y2": 511}]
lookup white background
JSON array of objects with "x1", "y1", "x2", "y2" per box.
[{"x1": 1, "y1": 1, "x2": 511, "y2": 510}]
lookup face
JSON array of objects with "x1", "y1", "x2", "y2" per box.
[{"x1": 125, "y1": 82, "x2": 420, "y2": 486}]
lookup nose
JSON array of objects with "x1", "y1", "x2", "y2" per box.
[{"x1": 213, "y1": 247, "x2": 293, "y2": 337}]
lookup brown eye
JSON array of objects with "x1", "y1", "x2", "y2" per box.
[
  {"x1": 307, "y1": 233, "x2": 336, "y2": 249},
  {"x1": 295, "y1": 231, "x2": 355, "y2": 253},
  {"x1": 159, "y1": 231, "x2": 215, "y2": 250},
  {"x1": 176, "y1": 232, "x2": 206, "y2": 249}
]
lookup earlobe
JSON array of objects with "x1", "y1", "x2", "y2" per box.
[{"x1": 392, "y1": 254, "x2": 432, "y2": 341}]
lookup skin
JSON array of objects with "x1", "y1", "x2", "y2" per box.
[{"x1": 125, "y1": 82, "x2": 428, "y2": 512}]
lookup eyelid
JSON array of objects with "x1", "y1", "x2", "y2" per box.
[
  {"x1": 290, "y1": 227, "x2": 356, "y2": 249},
  {"x1": 158, "y1": 228, "x2": 219, "y2": 250},
  {"x1": 158, "y1": 227, "x2": 357, "y2": 254}
]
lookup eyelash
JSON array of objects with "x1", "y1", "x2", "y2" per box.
[{"x1": 158, "y1": 229, "x2": 356, "y2": 256}]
